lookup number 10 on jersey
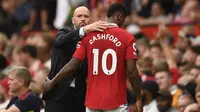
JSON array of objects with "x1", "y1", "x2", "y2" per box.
[{"x1": 92, "y1": 49, "x2": 117, "y2": 75}]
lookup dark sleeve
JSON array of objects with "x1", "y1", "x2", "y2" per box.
[
  {"x1": 14, "y1": 96, "x2": 40, "y2": 112},
  {"x1": 54, "y1": 28, "x2": 81, "y2": 47}
]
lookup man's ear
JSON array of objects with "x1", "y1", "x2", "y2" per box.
[
  {"x1": 89, "y1": 17, "x2": 92, "y2": 24},
  {"x1": 72, "y1": 17, "x2": 75, "y2": 24},
  {"x1": 19, "y1": 79, "x2": 24, "y2": 87}
]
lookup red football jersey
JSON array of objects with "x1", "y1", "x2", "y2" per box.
[{"x1": 73, "y1": 25, "x2": 137, "y2": 109}]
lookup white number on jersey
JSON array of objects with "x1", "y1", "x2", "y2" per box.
[{"x1": 92, "y1": 49, "x2": 117, "y2": 75}]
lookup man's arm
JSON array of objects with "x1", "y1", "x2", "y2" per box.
[
  {"x1": 126, "y1": 59, "x2": 142, "y2": 101},
  {"x1": 54, "y1": 28, "x2": 81, "y2": 47},
  {"x1": 52, "y1": 58, "x2": 82, "y2": 85},
  {"x1": 0, "y1": 105, "x2": 20, "y2": 112},
  {"x1": 54, "y1": 21, "x2": 108, "y2": 47}
]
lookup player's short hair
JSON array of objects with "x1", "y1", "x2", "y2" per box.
[
  {"x1": 8, "y1": 67, "x2": 32, "y2": 87},
  {"x1": 107, "y1": 3, "x2": 127, "y2": 18}
]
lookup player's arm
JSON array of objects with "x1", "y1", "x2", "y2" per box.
[
  {"x1": 126, "y1": 59, "x2": 142, "y2": 112},
  {"x1": 50, "y1": 58, "x2": 82, "y2": 86},
  {"x1": 125, "y1": 34, "x2": 142, "y2": 112},
  {"x1": 43, "y1": 39, "x2": 86, "y2": 92},
  {"x1": 126, "y1": 59, "x2": 142, "y2": 101}
]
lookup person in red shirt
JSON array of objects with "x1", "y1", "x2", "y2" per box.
[{"x1": 43, "y1": 3, "x2": 142, "y2": 112}]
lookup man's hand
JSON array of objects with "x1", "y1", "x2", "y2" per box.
[
  {"x1": 83, "y1": 21, "x2": 108, "y2": 33},
  {"x1": 0, "y1": 109, "x2": 6, "y2": 112},
  {"x1": 136, "y1": 99, "x2": 143, "y2": 112},
  {"x1": 42, "y1": 78, "x2": 55, "y2": 92}
]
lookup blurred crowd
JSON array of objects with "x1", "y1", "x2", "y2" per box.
[{"x1": 0, "y1": 0, "x2": 200, "y2": 112}]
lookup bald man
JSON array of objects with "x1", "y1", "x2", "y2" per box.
[{"x1": 42, "y1": 6, "x2": 108, "y2": 112}]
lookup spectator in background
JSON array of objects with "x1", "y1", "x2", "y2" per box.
[
  {"x1": 30, "y1": 67, "x2": 49, "y2": 96},
  {"x1": 134, "y1": 0, "x2": 152, "y2": 19},
  {"x1": 188, "y1": 66, "x2": 200, "y2": 83},
  {"x1": 178, "y1": 93, "x2": 194, "y2": 112},
  {"x1": 155, "y1": 70, "x2": 182, "y2": 108},
  {"x1": 22, "y1": 0, "x2": 56, "y2": 32},
  {"x1": 155, "y1": 70, "x2": 173, "y2": 92},
  {"x1": 10, "y1": 45, "x2": 22, "y2": 67},
  {"x1": 155, "y1": 25, "x2": 180, "y2": 84},
  {"x1": 182, "y1": 46, "x2": 199, "y2": 65},
  {"x1": 137, "y1": 2, "x2": 173, "y2": 26},
  {"x1": 171, "y1": 48, "x2": 183, "y2": 66},
  {"x1": 0, "y1": 33, "x2": 8, "y2": 54},
  {"x1": 172, "y1": 0, "x2": 186, "y2": 15},
  {"x1": 91, "y1": 0, "x2": 107, "y2": 22},
  {"x1": 0, "y1": 0, "x2": 19, "y2": 37},
  {"x1": 136, "y1": 37, "x2": 150, "y2": 58},
  {"x1": 30, "y1": 67, "x2": 49, "y2": 112},
  {"x1": 0, "y1": 54, "x2": 8, "y2": 72},
  {"x1": 184, "y1": 85, "x2": 200, "y2": 112},
  {"x1": 173, "y1": 0, "x2": 200, "y2": 24},
  {"x1": 18, "y1": 45, "x2": 43, "y2": 75},
  {"x1": 0, "y1": 78, "x2": 9, "y2": 109},
  {"x1": 141, "y1": 80, "x2": 159, "y2": 112},
  {"x1": 196, "y1": 55, "x2": 200, "y2": 67},
  {"x1": 0, "y1": 67, "x2": 40, "y2": 112},
  {"x1": 156, "y1": 90, "x2": 177, "y2": 112},
  {"x1": 149, "y1": 42, "x2": 164, "y2": 60},
  {"x1": 179, "y1": 24, "x2": 196, "y2": 41},
  {"x1": 26, "y1": 33, "x2": 54, "y2": 69},
  {"x1": 35, "y1": 33, "x2": 54, "y2": 68}
]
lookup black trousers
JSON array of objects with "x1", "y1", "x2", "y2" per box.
[{"x1": 45, "y1": 87, "x2": 85, "y2": 112}]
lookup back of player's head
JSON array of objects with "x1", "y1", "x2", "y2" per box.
[
  {"x1": 107, "y1": 3, "x2": 127, "y2": 27},
  {"x1": 107, "y1": 3, "x2": 127, "y2": 18}
]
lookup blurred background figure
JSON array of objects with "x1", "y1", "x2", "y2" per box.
[
  {"x1": 177, "y1": 93, "x2": 194, "y2": 112},
  {"x1": 156, "y1": 90, "x2": 177, "y2": 112},
  {"x1": 141, "y1": 80, "x2": 159, "y2": 112}
]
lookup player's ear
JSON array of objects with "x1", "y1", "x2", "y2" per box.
[{"x1": 118, "y1": 13, "x2": 125, "y2": 21}]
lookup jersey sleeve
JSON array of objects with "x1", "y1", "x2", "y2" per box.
[
  {"x1": 125, "y1": 37, "x2": 138, "y2": 60},
  {"x1": 73, "y1": 40, "x2": 87, "y2": 61}
]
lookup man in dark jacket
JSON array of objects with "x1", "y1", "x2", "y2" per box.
[{"x1": 42, "y1": 6, "x2": 108, "y2": 112}]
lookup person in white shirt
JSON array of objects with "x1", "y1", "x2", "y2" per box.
[{"x1": 141, "y1": 80, "x2": 159, "y2": 112}]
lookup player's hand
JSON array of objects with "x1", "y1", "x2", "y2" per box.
[
  {"x1": 42, "y1": 78, "x2": 54, "y2": 92},
  {"x1": 83, "y1": 21, "x2": 108, "y2": 33},
  {"x1": 136, "y1": 100, "x2": 143, "y2": 112}
]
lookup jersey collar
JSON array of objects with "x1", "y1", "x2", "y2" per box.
[{"x1": 107, "y1": 23, "x2": 118, "y2": 28}]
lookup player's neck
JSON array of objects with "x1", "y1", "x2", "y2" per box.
[
  {"x1": 107, "y1": 18, "x2": 117, "y2": 25},
  {"x1": 106, "y1": 19, "x2": 118, "y2": 28}
]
